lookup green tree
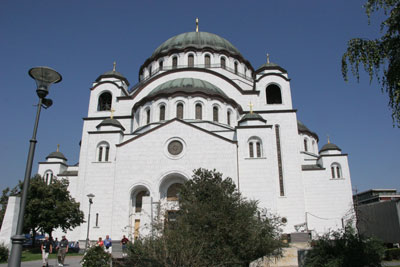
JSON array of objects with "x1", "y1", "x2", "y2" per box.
[
  {"x1": 127, "y1": 168, "x2": 284, "y2": 267},
  {"x1": 342, "y1": 0, "x2": 400, "y2": 125},
  {"x1": 23, "y1": 175, "x2": 84, "y2": 246},
  {"x1": 304, "y1": 227, "x2": 385, "y2": 267},
  {"x1": 81, "y1": 245, "x2": 111, "y2": 267},
  {"x1": 0, "y1": 184, "x2": 20, "y2": 229}
]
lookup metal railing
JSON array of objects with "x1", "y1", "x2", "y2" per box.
[{"x1": 129, "y1": 64, "x2": 254, "y2": 93}]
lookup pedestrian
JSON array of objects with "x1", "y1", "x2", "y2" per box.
[
  {"x1": 57, "y1": 235, "x2": 68, "y2": 266},
  {"x1": 120, "y1": 235, "x2": 129, "y2": 257},
  {"x1": 97, "y1": 237, "x2": 104, "y2": 247},
  {"x1": 54, "y1": 237, "x2": 59, "y2": 250},
  {"x1": 104, "y1": 235, "x2": 112, "y2": 253},
  {"x1": 41, "y1": 234, "x2": 52, "y2": 267}
]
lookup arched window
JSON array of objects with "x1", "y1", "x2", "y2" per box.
[
  {"x1": 44, "y1": 171, "x2": 53, "y2": 184},
  {"x1": 167, "y1": 183, "x2": 183, "y2": 201},
  {"x1": 98, "y1": 92, "x2": 112, "y2": 111},
  {"x1": 205, "y1": 55, "x2": 211, "y2": 68},
  {"x1": 312, "y1": 140, "x2": 316, "y2": 153},
  {"x1": 227, "y1": 111, "x2": 231, "y2": 126},
  {"x1": 149, "y1": 66, "x2": 152, "y2": 77},
  {"x1": 249, "y1": 142, "x2": 254, "y2": 158},
  {"x1": 176, "y1": 103, "x2": 184, "y2": 119},
  {"x1": 172, "y1": 56, "x2": 178, "y2": 69},
  {"x1": 213, "y1": 106, "x2": 219, "y2": 122},
  {"x1": 135, "y1": 190, "x2": 149, "y2": 212},
  {"x1": 159, "y1": 60, "x2": 164, "y2": 70},
  {"x1": 266, "y1": 84, "x2": 282, "y2": 104},
  {"x1": 221, "y1": 57, "x2": 226, "y2": 69},
  {"x1": 331, "y1": 163, "x2": 342, "y2": 179},
  {"x1": 304, "y1": 138, "x2": 308, "y2": 152},
  {"x1": 195, "y1": 103, "x2": 202, "y2": 119},
  {"x1": 146, "y1": 108, "x2": 151, "y2": 124},
  {"x1": 234, "y1": 62, "x2": 238, "y2": 74},
  {"x1": 248, "y1": 137, "x2": 263, "y2": 158},
  {"x1": 188, "y1": 54, "x2": 194, "y2": 67},
  {"x1": 244, "y1": 66, "x2": 247, "y2": 77},
  {"x1": 159, "y1": 105, "x2": 166, "y2": 121},
  {"x1": 97, "y1": 142, "x2": 110, "y2": 162}
]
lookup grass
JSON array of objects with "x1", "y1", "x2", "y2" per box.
[{"x1": 21, "y1": 250, "x2": 80, "y2": 262}]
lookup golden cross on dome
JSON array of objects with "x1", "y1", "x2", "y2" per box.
[
  {"x1": 248, "y1": 102, "x2": 254, "y2": 114},
  {"x1": 267, "y1": 53, "x2": 270, "y2": 64},
  {"x1": 57, "y1": 144, "x2": 60, "y2": 152},
  {"x1": 110, "y1": 108, "x2": 116, "y2": 119},
  {"x1": 327, "y1": 134, "x2": 330, "y2": 144},
  {"x1": 113, "y1": 61, "x2": 116, "y2": 72},
  {"x1": 196, "y1": 18, "x2": 199, "y2": 32}
]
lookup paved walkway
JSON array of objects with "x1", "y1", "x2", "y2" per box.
[{"x1": 0, "y1": 255, "x2": 83, "y2": 267}]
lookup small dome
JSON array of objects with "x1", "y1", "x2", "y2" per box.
[
  {"x1": 239, "y1": 112, "x2": 266, "y2": 123},
  {"x1": 95, "y1": 70, "x2": 130, "y2": 86},
  {"x1": 97, "y1": 118, "x2": 125, "y2": 131},
  {"x1": 148, "y1": 78, "x2": 228, "y2": 98},
  {"x1": 297, "y1": 120, "x2": 319, "y2": 141},
  {"x1": 320, "y1": 143, "x2": 341, "y2": 153},
  {"x1": 46, "y1": 151, "x2": 67, "y2": 161},
  {"x1": 152, "y1": 31, "x2": 242, "y2": 59},
  {"x1": 256, "y1": 61, "x2": 287, "y2": 74}
]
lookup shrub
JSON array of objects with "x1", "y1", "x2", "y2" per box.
[
  {"x1": 0, "y1": 243, "x2": 9, "y2": 263},
  {"x1": 385, "y1": 248, "x2": 400, "y2": 261},
  {"x1": 80, "y1": 245, "x2": 111, "y2": 267}
]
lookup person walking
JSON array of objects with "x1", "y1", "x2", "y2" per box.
[
  {"x1": 120, "y1": 235, "x2": 129, "y2": 257},
  {"x1": 41, "y1": 235, "x2": 52, "y2": 267},
  {"x1": 104, "y1": 235, "x2": 112, "y2": 253},
  {"x1": 57, "y1": 235, "x2": 68, "y2": 266}
]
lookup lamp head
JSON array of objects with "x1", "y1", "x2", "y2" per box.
[
  {"x1": 42, "y1": 98, "x2": 53, "y2": 109},
  {"x1": 29, "y1": 66, "x2": 62, "y2": 99},
  {"x1": 87, "y1": 193, "x2": 95, "y2": 203}
]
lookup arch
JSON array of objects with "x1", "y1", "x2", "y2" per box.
[
  {"x1": 159, "y1": 172, "x2": 188, "y2": 200},
  {"x1": 195, "y1": 103, "x2": 202, "y2": 120},
  {"x1": 172, "y1": 56, "x2": 178, "y2": 69},
  {"x1": 220, "y1": 56, "x2": 226, "y2": 69},
  {"x1": 234, "y1": 61, "x2": 238, "y2": 74},
  {"x1": 188, "y1": 54, "x2": 194, "y2": 67},
  {"x1": 98, "y1": 91, "x2": 112, "y2": 111},
  {"x1": 44, "y1": 170, "x2": 53, "y2": 184},
  {"x1": 304, "y1": 138, "x2": 308, "y2": 152},
  {"x1": 266, "y1": 84, "x2": 282, "y2": 104},
  {"x1": 331, "y1": 163, "x2": 342, "y2": 179},
  {"x1": 130, "y1": 185, "x2": 151, "y2": 214},
  {"x1": 167, "y1": 183, "x2": 183, "y2": 201},
  {"x1": 176, "y1": 103, "x2": 184, "y2": 119},
  {"x1": 248, "y1": 136, "x2": 263, "y2": 158},
  {"x1": 159, "y1": 59, "x2": 164, "y2": 70},
  {"x1": 204, "y1": 54, "x2": 211, "y2": 68},
  {"x1": 213, "y1": 106, "x2": 219, "y2": 122},
  {"x1": 97, "y1": 141, "x2": 110, "y2": 162},
  {"x1": 159, "y1": 104, "x2": 166, "y2": 121}
]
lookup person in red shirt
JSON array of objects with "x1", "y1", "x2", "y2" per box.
[{"x1": 97, "y1": 237, "x2": 104, "y2": 247}]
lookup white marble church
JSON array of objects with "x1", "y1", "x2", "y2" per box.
[{"x1": 37, "y1": 26, "x2": 354, "y2": 243}]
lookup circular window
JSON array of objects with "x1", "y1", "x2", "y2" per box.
[
  {"x1": 281, "y1": 217, "x2": 288, "y2": 224},
  {"x1": 168, "y1": 140, "x2": 183, "y2": 155}
]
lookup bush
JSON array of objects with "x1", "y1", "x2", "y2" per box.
[
  {"x1": 385, "y1": 248, "x2": 400, "y2": 261},
  {"x1": 0, "y1": 243, "x2": 9, "y2": 263},
  {"x1": 80, "y1": 245, "x2": 111, "y2": 267},
  {"x1": 304, "y1": 227, "x2": 385, "y2": 267}
]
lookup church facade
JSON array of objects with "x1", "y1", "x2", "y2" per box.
[{"x1": 38, "y1": 29, "x2": 354, "y2": 242}]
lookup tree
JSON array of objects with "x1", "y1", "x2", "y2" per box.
[
  {"x1": 81, "y1": 245, "x2": 111, "y2": 267},
  {"x1": 304, "y1": 226, "x2": 385, "y2": 267},
  {"x1": 342, "y1": 0, "x2": 400, "y2": 126},
  {"x1": 23, "y1": 175, "x2": 84, "y2": 246},
  {"x1": 127, "y1": 168, "x2": 284, "y2": 267},
  {"x1": 0, "y1": 184, "x2": 20, "y2": 229}
]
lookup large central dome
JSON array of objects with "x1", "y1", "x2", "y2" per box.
[{"x1": 151, "y1": 31, "x2": 242, "y2": 58}]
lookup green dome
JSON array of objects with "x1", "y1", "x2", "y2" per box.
[
  {"x1": 95, "y1": 70, "x2": 130, "y2": 86},
  {"x1": 239, "y1": 113, "x2": 266, "y2": 123},
  {"x1": 46, "y1": 151, "x2": 67, "y2": 161},
  {"x1": 320, "y1": 143, "x2": 341, "y2": 153},
  {"x1": 297, "y1": 120, "x2": 319, "y2": 141},
  {"x1": 148, "y1": 78, "x2": 228, "y2": 98},
  {"x1": 151, "y1": 32, "x2": 242, "y2": 59},
  {"x1": 97, "y1": 118, "x2": 125, "y2": 131}
]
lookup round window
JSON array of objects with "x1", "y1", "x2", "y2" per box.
[{"x1": 168, "y1": 140, "x2": 183, "y2": 155}]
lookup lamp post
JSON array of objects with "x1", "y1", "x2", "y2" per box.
[
  {"x1": 8, "y1": 67, "x2": 62, "y2": 267},
  {"x1": 85, "y1": 193, "x2": 95, "y2": 250}
]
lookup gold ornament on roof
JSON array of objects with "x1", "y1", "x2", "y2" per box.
[
  {"x1": 57, "y1": 144, "x2": 60, "y2": 152},
  {"x1": 327, "y1": 134, "x2": 330, "y2": 144},
  {"x1": 110, "y1": 108, "x2": 116, "y2": 119},
  {"x1": 267, "y1": 53, "x2": 270, "y2": 64},
  {"x1": 113, "y1": 61, "x2": 116, "y2": 72},
  {"x1": 196, "y1": 18, "x2": 199, "y2": 32},
  {"x1": 248, "y1": 102, "x2": 254, "y2": 114}
]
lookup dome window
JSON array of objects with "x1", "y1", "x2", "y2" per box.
[
  {"x1": 176, "y1": 103, "x2": 184, "y2": 119},
  {"x1": 159, "y1": 105, "x2": 166, "y2": 121},
  {"x1": 188, "y1": 54, "x2": 194, "y2": 67},
  {"x1": 172, "y1": 56, "x2": 178, "y2": 69},
  {"x1": 195, "y1": 103, "x2": 202, "y2": 120},
  {"x1": 146, "y1": 108, "x2": 151, "y2": 124},
  {"x1": 213, "y1": 106, "x2": 219, "y2": 122},
  {"x1": 149, "y1": 66, "x2": 152, "y2": 77},
  {"x1": 234, "y1": 62, "x2": 238, "y2": 74},
  {"x1": 205, "y1": 55, "x2": 211, "y2": 68},
  {"x1": 159, "y1": 60, "x2": 164, "y2": 70},
  {"x1": 227, "y1": 111, "x2": 231, "y2": 126},
  {"x1": 98, "y1": 92, "x2": 112, "y2": 111},
  {"x1": 221, "y1": 57, "x2": 226, "y2": 69},
  {"x1": 304, "y1": 138, "x2": 308, "y2": 152},
  {"x1": 266, "y1": 84, "x2": 282, "y2": 104}
]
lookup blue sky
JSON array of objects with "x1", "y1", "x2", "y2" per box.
[{"x1": 0, "y1": 0, "x2": 398, "y2": 193}]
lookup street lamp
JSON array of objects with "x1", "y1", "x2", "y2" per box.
[
  {"x1": 85, "y1": 193, "x2": 95, "y2": 250},
  {"x1": 8, "y1": 67, "x2": 62, "y2": 267}
]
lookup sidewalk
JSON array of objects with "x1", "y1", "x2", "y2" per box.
[{"x1": 0, "y1": 255, "x2": 83, "y2": 267}]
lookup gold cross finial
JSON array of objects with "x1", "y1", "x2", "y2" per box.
[
  {"x1": 57, "y1": 144, "x2": 60, "y2": 152},
  {"x1": 113, "y1": 61, "x2": 116, "y2": 72},
  {"x1": 267, "y1": 53, "x2": 270, "y2": 64},
  {"x1": 327, "y1": 134, "x2": 330, "y2": 144},
  {"x1": 110, "y1": 108, "x2": 115, "y2": 119},
  {"x1": 248, "y1": 102, "x2": 254, "y2": 114},
  {"x1": 196, "y1": 18, "x2": 199, "y2": 32}
]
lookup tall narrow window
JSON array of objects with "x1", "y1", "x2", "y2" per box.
[
  {"x1": 195, "y1": 103, "x2": 202, "y2": 119},
  {"x1": 304, "y1": 139, "x2": 308, "y2": 152},
  {"x1": 337, "y1": 167, "x2": 341, "y2": 178},
  {"x1": 188, "y1": 54, "x2": 194, "y2": 67},
  {"x1": 244, "y1": 67, "x2": 247, "y2": 77},
  {"x1": 98, "y1": 142, "x2": 110, "y2": 162},
  {"x1": 234, "y1": 62, "x2": 238, "y2": 74},
  {"x1": 98, "y1": 147, "x2": 103, "y2": 162},
  {"x1": 135, "y1": 191, "x2": 148, "y2": 212},
  {"x1": 205, "y1": 55, "x2": 211, "y2": 68},
  {"x1": 256, "y1": 142, "x2": 261, "y2": 157},
  {"x1": 149, "y1": 66, "x2": 152, "y2": 76},
  {"x1": 159, "y1": 105, "x2": 166, "y2": 121},
  {"x1": 331, "y1": 166, "x2": 336, "y2": 178},
  {"x1": 331, "y1": 163, "x2": 342, "y2": 178},
  {"x1": 172, "y1": 57, "x2": 178, "y2": 69},
  {"x1": 176, "y1": 103, "x2": 183, "y2": 119},
  {"x1": 221, "y1": 57, "x2": 226, "y2": 69},
  {"x1": 105, "y1": 147, "x2": 110, "y2": 161},
  {"x1": 134, "y1": 219, "x2": 140, "y2": 240},
  {"x1": 275, "y1": 125, "x2": 285, "y2": 196},
  {"x1": 98, "y1": 92, "x2": 112, "y2": 111},
  {"x1": 159, "y1": 60, "x2": 164, "y2": 70},
  {"x1": 227, "y1": 111, "x2": 231, "y2": 126},
  {"x1": 249, "y1": 142, "x2": 254, "y2": 158},
  {"x1": 213, "y1": 106, "x2": 219, "y2": 122},
  {"x1": 146, "y1": 109, "x2": 151, "y2": 124},
  {"x1": 266, "y1": 84, "x2": 282, "y2": 104},
  {"x1": 95, "y1": 213, "x2": 99, "y2": 227}
]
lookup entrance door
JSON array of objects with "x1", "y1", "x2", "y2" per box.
[{"x1": 134, "y1": 219, "x2": 140, "y2": 240}]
